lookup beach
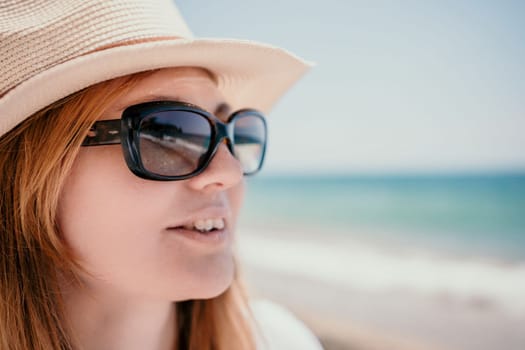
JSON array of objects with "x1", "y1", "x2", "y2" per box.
[{"x1": 237, "y1": 226, "x2": 525, "y2": 350}]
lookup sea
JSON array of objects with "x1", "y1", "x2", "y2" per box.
[{"x1": 240, "y1": 173, "x2": 525, "y2": 263}]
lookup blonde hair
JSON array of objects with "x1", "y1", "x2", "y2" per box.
[{"x1": 0, "y1": 71, "x2": 255, "y2": 350}]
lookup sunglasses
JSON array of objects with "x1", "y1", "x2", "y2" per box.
[{"x1": 81, "y1": 101, "x2": 267, "y2": 181}]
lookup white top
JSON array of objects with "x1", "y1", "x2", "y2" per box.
[{"x1": 251, "y1": 300, "x2": 324, "y2": 350}]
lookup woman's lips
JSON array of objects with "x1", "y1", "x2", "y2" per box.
[
  {"x1": 165, "y1": 207, "x2": 230, "y2": 246},
  {"x1": 166, "y1": 226, "x2": 228, "y2": 246}
]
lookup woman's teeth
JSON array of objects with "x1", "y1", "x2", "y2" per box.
[{"x1": 183, "y1": 218, "x2": 225, "y2": 233}]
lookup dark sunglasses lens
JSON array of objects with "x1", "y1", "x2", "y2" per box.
[
  {"x1": 233, "y1": 114, "x2": 266, "y2": 174},
  {"x1": 138, "y1": 111, "x2": 211, "y2": 177}
]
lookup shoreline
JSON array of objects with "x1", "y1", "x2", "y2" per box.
[
  {"x1": 237, "y1": 226, "x2": 525, "y2": 350},
  {"x1": 238, "y1": 220, "x2": 525, "y2": 265}
]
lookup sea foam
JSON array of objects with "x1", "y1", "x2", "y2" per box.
[{"x1": 238, "y1": 228, "x2": 525, "y2": 316}]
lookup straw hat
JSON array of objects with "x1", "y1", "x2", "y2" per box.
[{"x1": 0, "y1": 0, "x2": 311, "y2": 137}]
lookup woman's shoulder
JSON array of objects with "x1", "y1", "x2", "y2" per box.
[{"x1": 250, "y1": 299, "x2": 324, "y2": 350}]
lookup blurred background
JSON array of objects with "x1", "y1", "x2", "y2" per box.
[{"x1": 179, "y1": 1, "x2": 525, "y2": 349}]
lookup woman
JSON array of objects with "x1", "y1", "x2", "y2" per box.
[{"x1": 0, "y1": 0, "x2": 320, "y2": 349}]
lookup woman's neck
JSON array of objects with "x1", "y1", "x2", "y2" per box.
[{"x1": 61, "y1": 283, "x2": 177, "y2": 350}]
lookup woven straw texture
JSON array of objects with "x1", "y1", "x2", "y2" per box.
[
  {"x1": 0, "y1": 0, "x2": 311, "y2": 137},
  {"x1": 0, "y1": 0, "x2": 191, "y2": 97}
]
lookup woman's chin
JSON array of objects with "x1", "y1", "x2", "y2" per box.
[
  {"x1": 174, "y1": 262, "x2": 235, "y2": 301},
  {"x1": 195, "y1": 271, "x2": 235, "y2": 300}
]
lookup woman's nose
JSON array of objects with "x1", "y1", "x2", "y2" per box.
[{"x1": 185, "y1": 142, "x2": 243, "y2": 192}]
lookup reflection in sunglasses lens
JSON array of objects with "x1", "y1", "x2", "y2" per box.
[
  {"x1": 233, "y1": 114, "x2": 265, "y2": 174},
  {"x1": 139, "y1": 111, "x2": 211, "y2": 176}
]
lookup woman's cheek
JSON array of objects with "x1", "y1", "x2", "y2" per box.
[{"x1": 228, "y1": 180, "x2": 245, "y2": 228}]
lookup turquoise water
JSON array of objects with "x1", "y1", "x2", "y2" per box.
[{"x1": 240, "y1": 173, "x2": 525, "y2": 261}]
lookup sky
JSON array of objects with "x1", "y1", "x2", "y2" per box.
[{"x1": 178, "y1": 0, "x2": 525, "y2": 174}]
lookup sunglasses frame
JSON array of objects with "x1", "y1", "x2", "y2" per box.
[{"x1": 81, "y1": 100, "x2": 267, "y2": 181}]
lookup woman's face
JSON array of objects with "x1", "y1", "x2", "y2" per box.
[{"x1": 58, "y1": 67, "x2": 245, "y2": 301}]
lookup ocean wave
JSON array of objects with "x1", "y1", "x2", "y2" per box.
[{"x1": 238, "y1": 227, "x2": 525, "y2": 316}]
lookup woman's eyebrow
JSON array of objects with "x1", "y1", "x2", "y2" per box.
[
  {"x1": 113, "y1": 95, "x2": 183, "y2": 111},
  {"x1": 214, "y1": 102, "x2": 231, "y2": 119}
]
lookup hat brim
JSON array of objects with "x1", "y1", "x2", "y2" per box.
[{"x1": 0, "y1": 38, "x2": 312, "y2": 136}]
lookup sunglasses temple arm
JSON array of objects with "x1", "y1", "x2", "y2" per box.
[{"x1": 82, "y1": 119, "x2": 122, "y2": 146}]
